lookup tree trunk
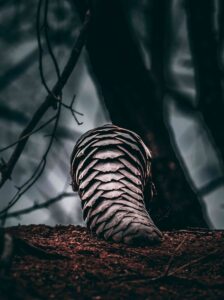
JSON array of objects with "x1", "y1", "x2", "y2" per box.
[{"x1": 74, "y1": 0, "x2": 207, "y2": 229}]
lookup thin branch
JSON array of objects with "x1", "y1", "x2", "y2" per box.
[
  {"x1": 112, "y1": 249, "x2": 220, "y2": 289},
  {"x1": 163, "y1": 236, "x2": 188, "y2": 276},
  {"x1": 0, "y1": 98, "x2": 83, "y2": 153},
  {"x1": 0, "y1": 115, "x2": 57, "y2": 153},
  {"x1": 0, "y1": 9, "x2": 91, "y2": 189},
  {"x1": 44, "y1": 0, "x2": 61, "y2": 80},
  {"x1": 114, "y1": 272, "x2": 224, "y2": 289},
  {"x1": 0, "y1": 105, "x2": 61, "y2": 218},
  {"x1": 168, "y1": 228, "x2": 224, "y2": 234},
  {"x1": 64, "y1": 95, "x2": 83, "y2": 116},
  {"x1": 37, "y1": 0, "x2": 59, "y2": 104},
  {"x1": 68, "y1": 94, "x2": 83, "y2": 125},
  {"x1": 0, "y1": 192, "x2": 74, "y2": 220},
  {"x1": 168, "y1": 249, "x2": 219, "y2": 276}
]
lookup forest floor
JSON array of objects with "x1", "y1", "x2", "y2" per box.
[{"x1": 0, "y1": 225, "x2": 224, "y2": 299}]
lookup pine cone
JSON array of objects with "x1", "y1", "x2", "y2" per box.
[{"x1": 71, "y1": 124, "x2": 162, "y2": 245}]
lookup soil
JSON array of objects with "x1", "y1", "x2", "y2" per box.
[{"x1": 1, "y1": 225, "x2": 224, "y2": 299}]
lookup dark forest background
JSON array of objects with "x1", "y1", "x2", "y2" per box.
[{"x1": 0, "y1": 0, "x2": 224, "y2": 229}]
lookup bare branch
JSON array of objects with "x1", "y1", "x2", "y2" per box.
[
  {"x1": 0, "y1": 105, "x2": 61, "y2": 218},
  {"x1": 0, "y1": 99, "x2": 83, "y2": 153},
  {"x1": 43, "y1": 0, "x2": 61, "y2": 80},
  {"x1": 37, "y1": 0, "x2": 59, "y2": 103},
  {"x1": 68, "y1": 95, "x2": 83, "y2": 125},
  {"x1": 0, "y1": 115, "x2": 57, "y2": 153},
  {"x1": 163, "y1": 236, "x2": 188, "y2": 276},
  {"x1": 1, "y1": 192, "x2": 74, "y2": 220},
  {"x1": 0, "y1": 9, "x2": 91, "y2": 189},
  {"x1": 168, "y1": 249, "x2": 219, "y2": 276}
]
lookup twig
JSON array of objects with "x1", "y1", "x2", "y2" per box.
[
  {"x1": 43, "y1": 0, "x2": 61, "y2": 80},
  {"x1": 119, "y1": 248, "x2": 220, "y2": 287},
  {"x1": 0, "y1": 105, "x2": 61, "y2": 219},
  {"x1": 68, "y1": 94, "x2": 83, "y2": 125},
  {"x1": 0, "y1": 98, "x2": 83, "y2": 153},
  {"x1": 0, "y1": 115, "x2": 57, "y2": 153},
  {"x1": 37, "y1": 0, "x2": 59, "y2": 104},
  {"x1": 114, "y1": 273, "x2": 224, "y2": 289},
  {"x1": 167, "y1": 229, "x2": 223, "y2": 234},
  {"x1": 168, "y1": 249, "x2": 219, "y2": 276},
  {"x1": 0, "y1": 192, "x2": 74, "y2": 220},
  {"x1": 113, "y1": 249, "x2": 221, "y2": 289},
  {"x1": 163, "y1": 236, "x2": 188, "y2": 276},
  {"x1": 0, "y1": 9, "x2": 91, "y2": 189},
  {"x1": 62, "y1": 102, "x2": 83, "y2": 116},
  {"x1": 113, "y1": 240, "x2": 220, "y2": 290}
]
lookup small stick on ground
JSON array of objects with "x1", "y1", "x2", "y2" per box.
[{"x1": 163, "y1": 236, "x2": 188, "y2": 276}]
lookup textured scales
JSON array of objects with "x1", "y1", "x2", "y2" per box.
[{"x1": 71, "y1": 124, "x2": 162, "y2": 245}]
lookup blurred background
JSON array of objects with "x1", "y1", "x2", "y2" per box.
[{"x1": 0, "y1": 0, "x2": 224, "y2": 228}]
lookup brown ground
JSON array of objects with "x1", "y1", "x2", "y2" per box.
[{"x1": 1, "y1": 225, "x2": 224, "y2": 300}]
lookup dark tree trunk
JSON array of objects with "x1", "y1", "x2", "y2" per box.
[{"x1": 74, "y1": 0, "x2": 208, "y2": 229}]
